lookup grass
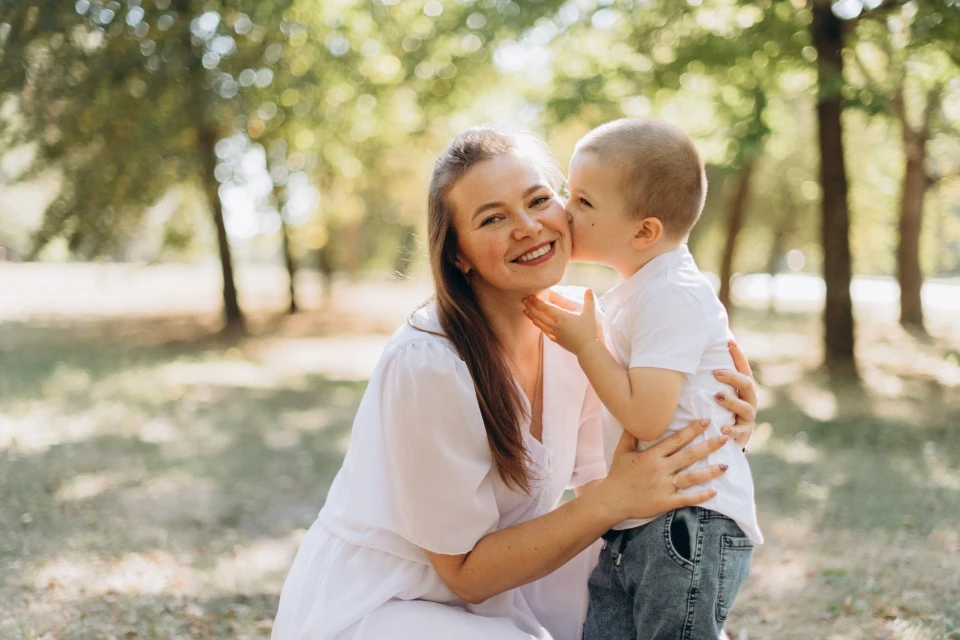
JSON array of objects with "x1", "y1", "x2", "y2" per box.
[
  {"x1": 1, "y1": 273, "x2": 959, "y2": 639},
  {"x1": 1, "y1": 315, "x2": 367, "y2": 639},
  {"x1": 724, "y1": 308, "x2": 960, "y2": 640}
]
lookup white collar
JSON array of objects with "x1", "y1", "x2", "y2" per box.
[{"x1": 599, "y1": 244, "x2": 693, "y2": 314}]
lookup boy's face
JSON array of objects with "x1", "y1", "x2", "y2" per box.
[{"x1": 565, "y1": 150, "x2": 638, "y2": 265}]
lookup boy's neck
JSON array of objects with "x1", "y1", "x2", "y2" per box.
[{"x1": 613, "y1": 238, "x2": 683, "y2": 280}]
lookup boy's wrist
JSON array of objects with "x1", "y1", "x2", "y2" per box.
[{"x1": 575, "y1": 337, "x2": 606, "y2": 360}]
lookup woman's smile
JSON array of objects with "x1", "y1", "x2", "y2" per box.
[{"x1": 513, "y1": 240, "x2": 557, "y2": 265}]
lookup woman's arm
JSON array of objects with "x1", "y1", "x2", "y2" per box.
[{"x1": 425, "y1": 419, "x2": 729, "y2": 604}]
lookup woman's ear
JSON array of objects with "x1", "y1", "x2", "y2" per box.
[
  {"x1": 630, "y1": 217, "x2": 664, "y2": 250},
  {"x1": 453, "y1": 255, "x2": 471, "y2": 277}
]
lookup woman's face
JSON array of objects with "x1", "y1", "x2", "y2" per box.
[{"x1": 447, "y1": 151, "x2": 571, "y2": 298}]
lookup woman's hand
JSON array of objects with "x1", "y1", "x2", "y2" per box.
[
  {"x1": 595, "y1": 419, "x2": 729, "y2": 523},
  {"x1": 714, "y1": 341, "x2": 758, "y2": 450}
]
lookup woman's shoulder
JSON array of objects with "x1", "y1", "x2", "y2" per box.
[{"x1": 382, "y1": 302, "x2": 465, "y2": 373}]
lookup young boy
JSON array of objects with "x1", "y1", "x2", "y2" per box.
[{"x1": 523, "y1": 119, "x2": 762, "y2": 639}]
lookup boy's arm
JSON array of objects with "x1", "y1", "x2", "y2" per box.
[
  {"x1": 577, "y1": 338, "x2": 684, "y2": 441},
  {"x1": 524, "y1": 290, "x2": 684, "y2": 441},
  {"x1": 525, "y1": 287, "x2": 704, "y2": 443}
]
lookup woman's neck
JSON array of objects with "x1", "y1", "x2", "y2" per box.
[{"x1": 474, "y1": 285, "x2": 542, "y2": 356}]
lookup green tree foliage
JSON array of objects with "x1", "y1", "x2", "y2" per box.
[
  {"x1": 0, "y1": 0, "x2": 567, "y2": 319},
  {"x1": 542, "y1": 0, "x2": 957, "y2": 374},
  {"x1": 0, "y1": 0, "x2": 303, "y2": 329},
  {"x1": 543, "y1": 1, "x2": 813, "y2": 313}
]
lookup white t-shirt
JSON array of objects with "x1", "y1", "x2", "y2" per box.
[
  {"x1": 599, "y1": 245, "x2": 763, "y2": 542},
  {"x1": 272, "y1": 302, "x2": 608, "y2": 640}
]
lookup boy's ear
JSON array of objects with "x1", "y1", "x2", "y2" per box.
[{"x1": 630, "y1": 217, "x2": 663, "y2": 250}]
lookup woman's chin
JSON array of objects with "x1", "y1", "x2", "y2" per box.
[
  {"x1": 515, "y1": 271, "x2": 565, "y2": 298},
  {"x1": 522, "y1": 261, "x2": 568, "y2": 294}
]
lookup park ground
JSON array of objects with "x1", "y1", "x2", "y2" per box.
[{"x1": 1, "y1": 263, "x2": 959, "y2": 639}]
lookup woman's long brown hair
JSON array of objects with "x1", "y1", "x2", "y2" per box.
[{"x1": 415, "y1": 127, "x2": 563, "y2": 493}]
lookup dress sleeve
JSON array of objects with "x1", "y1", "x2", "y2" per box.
[
  {"x1": 379, "y1": 340, "x2": 500, "y2": 555},
  {"x1": 568, "y1": 385, "x2": 608, "y2": 489},
  {"x1": 626, "y1": 284, "x2": 710, "y2": 375}
]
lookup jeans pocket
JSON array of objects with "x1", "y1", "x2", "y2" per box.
[
  {"x1": 663, "y1": 509, "x2": 696, "y2": 572},
  {"x1": 716, "y1": 535, "x2": 753, "y2": 622}
]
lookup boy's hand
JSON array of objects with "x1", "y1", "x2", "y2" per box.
[{"x1": 523, "y1": 289, "x2": 600, "y2": 356}]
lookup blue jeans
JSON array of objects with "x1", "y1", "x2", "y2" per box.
[{"x1": 582, "y1": 507, "x2": 753, "y2": 640}]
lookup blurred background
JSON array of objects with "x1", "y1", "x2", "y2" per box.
[{"x1": 1, "y1": 0, "x2": 959, "y2": 638}]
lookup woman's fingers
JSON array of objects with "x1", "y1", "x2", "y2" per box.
[
  {"x1": 649, "y1": 419, "x2": 710, "y2": 457},
  {"x1": 713, "y1": 368, "x2": 758, "y2": 408},
  {"x1": 664, "y1": 433, "x2": 729, "y2": 474},
  {"x1": 727, "y1": 340, "x2": 753, "y2": 378},
  {"x1": 673, "y1": 464, "x2": 728, "y2": 490},
  {"x1": 669, "y1": 489, "x2": 718, "y2": 509},
  {"x1": 714, "y1": 392, "x2": 756, "y2": 424},
  {"x1": 721, "y1": 423, "x2": 753, "y2": 449}
]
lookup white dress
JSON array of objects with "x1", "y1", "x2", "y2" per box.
[{"x1": 272, "y1": 303, "x2": 608, "y2": 640}]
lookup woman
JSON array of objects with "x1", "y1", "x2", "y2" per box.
[{"x1": 272, "y1": 129, "x2": 758, "y2": 640}]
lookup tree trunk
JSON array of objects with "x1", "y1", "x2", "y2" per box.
[
  {"x1": 280, "y1": 214, "x2": 298, "y2": 314},
  {"x1": 197, "y1": 124, "x2": 245, "y2": 332},
  {"x1": 318, "y1": 242, "x2": 335, "y2": 305},
  {"x1": 187, "y1": 14, "x2": 243, "y2": 333},
  {"x1": 897, "y1": 141, "x2": 928, "y2": 331},
  {"x1": 931, "y1": 184, "x2": 945, "y2": 274},
  {"x1": 893, "y1": 82, "x2": 939, "y2": 333},
  {"x1": 718, "y1": 159, "x2": 756, "y2": 312},
  {"x1": 812, "y1": 0, "x2": 856, "y2": 372},
  {"x1": 764, "y1": 199, "x2": 798, "y2": 314},
  {"x1": 344, "y1": 220, "x2": 364, "y2": 280}
]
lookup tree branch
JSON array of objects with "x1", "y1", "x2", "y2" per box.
[
  {"x1": 919, "y1": 83, "x2": 943, "y2": 141},
  {"x1": 850, "y1": 0, "x2": 911, "y2": 24},
  {"x1": 892, "y1": 77, "x2": 909, "y2": 132},
  {"x1": 929, "y1": 169, "x2": 960, "y2": 186}
]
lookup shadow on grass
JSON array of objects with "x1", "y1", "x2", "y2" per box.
[
  {"x1": 752, "y1": 379, "x2": 960, "y2": 535},
  {"x1": 3, "y1": 306, "x2": 960, "y2": 638},
  {"x1": 0, "y1": 312, "x2": 374, "y2": 636},
  {"x1": 0, "y1": 316, "x2": 236, "y2": 403},
  {"x1": 1, "y1": 373, "x2": 363, "y2": 566},
  {"x1": 0, "y1": 590, "x2": 281, "y2": 639}
]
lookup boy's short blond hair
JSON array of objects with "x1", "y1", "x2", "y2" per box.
[{"x1": 574, "y1": 118, "x2": 707, "y2": 240}]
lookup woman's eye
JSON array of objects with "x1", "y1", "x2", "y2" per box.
[
  {"x1": 481, "y1": 215, "x2": 502, "y2": 226},
  {"x1": 531, "y1": 196, "x2": 551, "y2": 207}
]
